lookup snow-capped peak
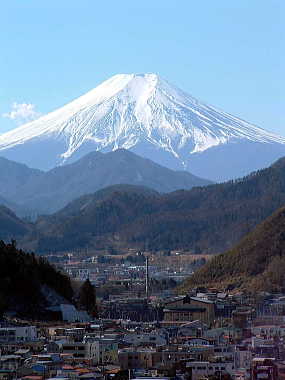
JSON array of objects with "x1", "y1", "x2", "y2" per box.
[{"x1": 0, "y1": 73, "x2": 284, "y2": 170}]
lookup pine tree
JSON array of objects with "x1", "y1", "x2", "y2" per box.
[
  {"x1": 78, "y1": 279, "x2": 97, "y2": 316},
  {"x1": 0, "y1": 292, "x2": 8, "y2": 318}
]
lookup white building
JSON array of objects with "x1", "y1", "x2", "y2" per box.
[
  {"x1": 185, "y1": 338, "x2": 213, "y2": 347},
  {"x1": 0, "y1": 326, "x2": 37, "y2": 343},
  {"x1": 252, "y1": 325, "x2": 285, "y2": 338},
  {"x1": 123, "y1": 333, "x2": 167, "y2": 346},
  {"x1": 234, "y1": 347, "x2": 252, "y2": 370},
  {"x1": 61, "y1": 340, "x2": 118, "y2": 364},
  {"x1": 87, "y1": 339, "x2": 118, "y2": 364}
]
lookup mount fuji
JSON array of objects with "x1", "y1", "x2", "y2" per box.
[{"x1": 1, "y1": 73, "x2": 285, "y2": 181}]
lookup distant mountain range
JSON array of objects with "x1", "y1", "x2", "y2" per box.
[
  {"x1": 0, "y1": 73, "x2": 284, "y2": 181},
  {"x1": 0, "y1": 149, "x2": 211, "y2": 215},
  {"x1": 180, "y1": 206, "x2": 285, "y2": 293},
  {"x1": 8, "y1": 155, "x2": 285, "y2": 254}
]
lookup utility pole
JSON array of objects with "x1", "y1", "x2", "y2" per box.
[{"x1": 145, "y1": 256, "x2": 149, "y2": 300}]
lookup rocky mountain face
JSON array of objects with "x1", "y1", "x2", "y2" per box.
[{"x1": 0, "y1": 73, "x2": 284, "y2": 181}]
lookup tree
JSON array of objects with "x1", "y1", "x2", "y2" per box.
[
  {"x1": 0, "y1": 292, "x2": 8, "y2": 318},
  {"x1": 78, "y1": 279, "x2": 97, "y2": 316}
]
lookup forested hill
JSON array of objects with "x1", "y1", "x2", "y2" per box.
[
  {"x1": 0, "y1": 240, "x2": 73, "y2": 318},
  {"x1": 0, "y1": 206, "x2": 32, "y2": 240},
  {"x1": 23, "y1": 156, "x2": 285, "y2": 254},
  {"x1": 179, "y1": 206, "x2": 285, "y2": 293}
]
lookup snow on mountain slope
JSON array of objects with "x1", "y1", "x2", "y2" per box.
[{"x1": 1, "y1": 73, "x2": 284, "y2": 180}]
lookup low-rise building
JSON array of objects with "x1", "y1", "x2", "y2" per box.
[
  {"x1": 186, "y1": 360, "x2": 235, "y2": 380},
  {"x1": 251, "y1": 357, "x2": 278, "y2": 380},
  {"x1": 62, "y1": 339, "x2": 118, "y2": 364},
  {"x1": 163, "y1": 296, "x2": 215, "y2": 326},
  {"x1": 123, "y1": 333, "x2": 167, "y2": 347},
  {"x1": 0, "y1": 326, "x2": 37, "y2": 343},
  {"x1": 119, "y1": 348, "x2": 194, "y2": 370}
]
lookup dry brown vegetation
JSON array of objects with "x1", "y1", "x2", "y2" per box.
[{"x1": 180, "y1": 206, "x2": 285, "y2": 293}]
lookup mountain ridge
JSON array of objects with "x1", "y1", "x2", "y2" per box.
[
  {"x1": 18, "y1": 154, "x2": 285, "y2": 254},
  {"x1": 0, "y1": 149, "x2": 211, "y2": 215}
]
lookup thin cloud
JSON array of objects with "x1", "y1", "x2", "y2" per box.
[{"x1": 2, "y1": 102, "x2": 42, "y2": 124}]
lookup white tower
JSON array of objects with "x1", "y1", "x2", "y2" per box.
[{"x1": 145, "y1": 256, "x2": 149, "y2": 300}]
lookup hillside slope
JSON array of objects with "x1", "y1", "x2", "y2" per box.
[
  {"x1": 22, "y1": 156, "x2": 285, "y2": 253},
  {"x1": 0, "y1": 156, "x2": 43, "y2": 198},
  {"x1": 29, "y1": 188, "x2": 159, "y2": 252},
  {"x1": 0, "y1": 206, "x2": 31, "y2": 241},
  {"x1": 0, "y1": 195, "x2": 33, "y2": 218},
  {"x1": 0, "y1": 240, "x2": 73, "y2": 318},
  {"x1": 180, "y1": 206, "x2": 285, "y2": 292}
]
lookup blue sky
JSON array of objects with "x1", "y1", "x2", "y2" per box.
[{"x1": 1, "y1": 0, "x2": 284, "y2": 134}]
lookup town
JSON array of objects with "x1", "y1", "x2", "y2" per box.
[{"x1": 1, "y1": 250, "x2": 285, "y2": 380}]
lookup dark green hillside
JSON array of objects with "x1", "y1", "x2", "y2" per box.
[
  {"x1": 54, "y1": 184, "x2": 159, "y2": 218},
  {"x1": 180, "y1": 206, "x2": 285, "y2": 292},
  {"x1": 28, "y1": 156, "x2": 285, "y2": 254},
  {"x1": 0, "y1": 206, "x2": 31, "y2": 241},
  {"x1": 33, "y1": 190, "x2": 158, "y2": 253},
  {"x1": 0, "y1": 240, "x2": 73, "y2": 318}
]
